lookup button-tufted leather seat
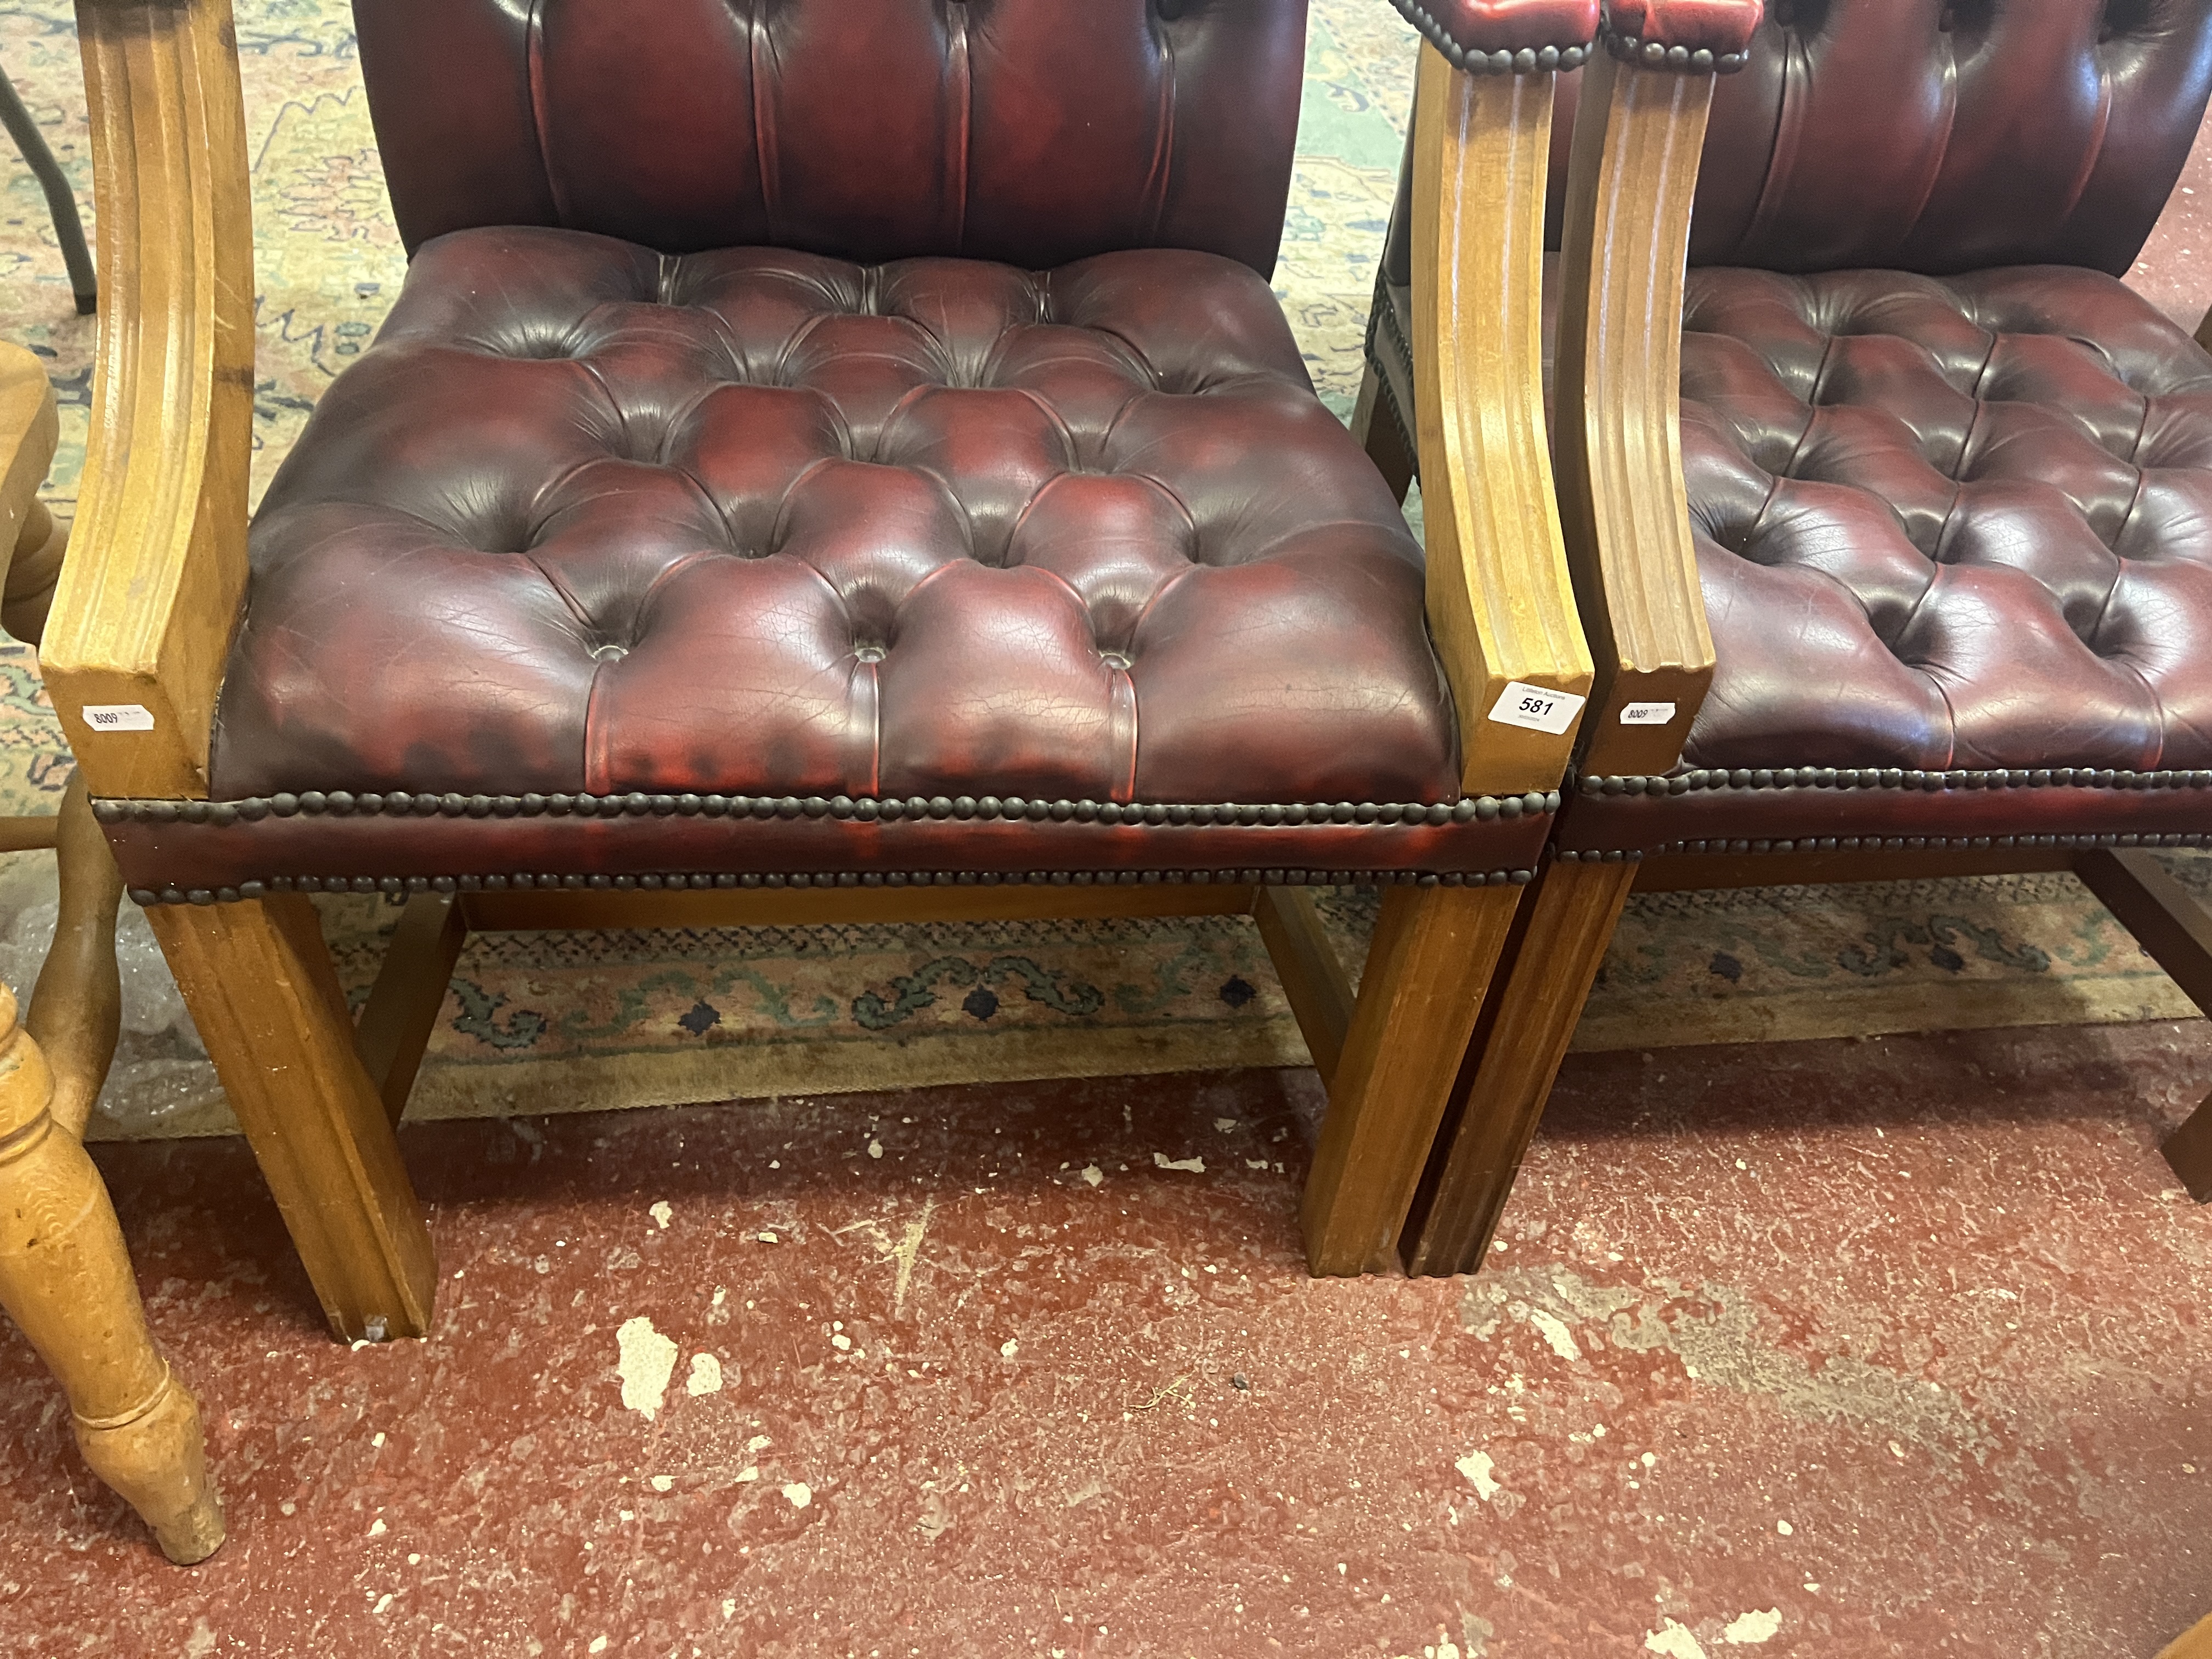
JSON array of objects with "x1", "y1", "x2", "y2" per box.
[
  {"x1": 222, "y1": 233, "x2": 1454, "y2": 809},
  {"x1": 1367, "y1": 0, "x2": 2212, "y2": 859},
  {"x1": 99, "y1": 0, "x2": 1560, "y2": 904},
  {"x1": 1680, "y1": 267, "x2": 2212, "y2": 773}
]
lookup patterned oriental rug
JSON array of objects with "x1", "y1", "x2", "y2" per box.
[{"x1": 0, "y1": 0, "x2": 2204, "y2": 1139}]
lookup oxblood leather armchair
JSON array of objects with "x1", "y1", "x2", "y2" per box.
[
  {"x1": 51, "y1": 0, "x2": 1614, "y2": 1340},
  {"x1": 1366, "y1": 0, "x2": 2212, "y2": 1276}
]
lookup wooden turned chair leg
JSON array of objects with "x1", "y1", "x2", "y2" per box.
[
  {"x1": 24, "y1": 772, "x2": 123, "y2": 1139},
  {"x1": 3, "y1": 499, "x2": 65, "y2": 647},
  {"x1": 1402, "y1": 857, "x2": 1637, "y2": 1276},
  {"x1": 1301, "y1": 882, "x2": 1522, "y2": 1275},
  {"x1": 144, "y1": 895, "x2": 437, "y2": 1342},
  {"x1": 1352, "y1": 364, "x2": 1417, "y2": 505},
  {"x1": 0, "y1": 983, "x2": 223, "y2": 1563}
]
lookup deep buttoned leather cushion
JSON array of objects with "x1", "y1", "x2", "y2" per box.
[
  {"x1": 1561, "y1": 264, "x2": 2212, "y2": 854},
  {"x1": 355, "y1": 0, "x2": 1308, "y2": 278},
  {"x1": 112, "y1": 228, "x2": 1557, "y2": 899}
]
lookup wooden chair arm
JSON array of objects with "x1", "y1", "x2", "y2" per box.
[
  {"x1": 42, "y1": 0, "x2": 252, "y2": 800},
  {"x1": 1549, "y1": 42, "x2": 1719, "y2": 778},
  {"x1": 1410, "y1": 46, "x2": 1596, "y2": 799}
]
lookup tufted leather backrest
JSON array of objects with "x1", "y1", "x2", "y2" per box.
[
  {"x1": 352, "y1": 0, "x2": 1310, "y2": 276},
  {"x1": 1689, "y1": 0, "x2": 2212, "y2": 276}
]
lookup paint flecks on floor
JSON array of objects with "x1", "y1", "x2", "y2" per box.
[
  {"x1": 1454, "y1": 1451, "x2": 1502, "y2": 1502},
  {"x1": 1646, "y1": 1620, "x2": 1709, "y2": 1658},
  {"x1": 615, "y1": 1316, "x2": 678, "y2": 1419},
  {"x1": 1525, "y1": 1307, "x2": 1582, "y2": 1362},
  {"x1": 1724, "y1": 1609, "x2": 1782, "y2": 1644},
  {"x1": 7, "y1": 1025, "x2": 2212, "y2": 1655}
]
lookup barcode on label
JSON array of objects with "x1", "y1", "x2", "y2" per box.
[
  {"x1": 82, "y1": 703, "x2": 154, "y2": 732},
  {"x1": 1620, "y1": 701, "x2": 1677, "y2": 726},
  {"x1": 1486, "y1": 681, "x2": 1586, "y2": 736}
]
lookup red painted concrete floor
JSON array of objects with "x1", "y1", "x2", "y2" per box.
[{"x1": 2, "y1": 1020, "x2": 2209, "y2": 1657}]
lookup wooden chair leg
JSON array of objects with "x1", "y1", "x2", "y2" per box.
[
  {"x1": 1351, "y1": 363, "x2": 1417, "y2": 505},
  {"x1": 1402, "y1": 857, "x2": 1637, "y2": 1276},
  {"x1": 2073, "y1": 849, "x2": 2212, "y2": 1200},
  {"x1": 1252, "y1": 886, "x2": 1356, "y2": 1088},
  {"x1": 0, "y1": 983, "x2": 223, "y2": 1562},
  {"x1": 3, "y1": 499, "x2": 66, "y2": 646},
  {"x1": 354, "y1": 893, "x2": 468, "y2": 1127},
  {"x1": 2162, "y1": 1102, "x2": 2212, "y2": 1204},
  {"x1": 25, "y1": 772, "x2": 123, "y2": 1139},
  {"x1": 1301, "y1": 882, "x2": 1522, "y2": 1275},
  {"x1": 144, "y1": 895, "x2": 437, "y2": 1341}
]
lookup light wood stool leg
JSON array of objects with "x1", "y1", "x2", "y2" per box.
[
  {"x1": 25, "y1": 772, "x2": 123, "y2": 1139},
  {"x1": 1301, "y1": 882, "x2": 1522, "y2": 1274},
  {"x1": 145, "y1": 895, "x2": 437, "y2": 1341},
  {"x1": 0, "y1": 982, "x2": 222, "y2": 1562},
  {"x1": 3, "y1": 499, "x2": 66, "y2": 646}
]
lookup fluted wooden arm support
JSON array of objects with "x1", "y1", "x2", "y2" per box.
[
  {"x1": 1551, "y1": 32, "x2": 1723, "y2": 778},
  {"x1": 1411, "y1": 45, "x2": 1596, "y2": 797},
  {"x1": 43, "y1": 0, "x2": 252, "y2": 801}
]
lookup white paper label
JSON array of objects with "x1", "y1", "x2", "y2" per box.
[
  {"x1": 1486, "y1": 681, "x2": 1585, "y2": 736},
  {"x1": 82, "y1": 703, "x2": 154, "y2": 732},
  {"x1": 1620, "y1": 701, "x2": 1677, "y2": 726}
]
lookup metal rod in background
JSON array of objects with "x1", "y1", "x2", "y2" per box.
[{"x1": 0, "y1": 63, "x2": 94, "y2": 316}]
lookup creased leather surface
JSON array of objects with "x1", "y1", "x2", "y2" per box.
[
  {"x1": 1562, "y1": 264, "x2": 2212, "y2": 850},
  {"x1": 1605, "y1": 0, "x2": 1763, "y2": 53},
  {"x1": 1363, "y1": 0, "x2": 2212, "y2": 854},
  {"x1": 1691, "y1": 0, "x2": 2212, "y2": 276},
  {"x1": 1679, "y1": 267, "x2": 2212, "y2": 775},
  {"x1": 212, "y1": 230, "x2": 1460, "y2": 832},
  {"x1": 353, "y1": 0, "x2": 1308, "y2": 277}
]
